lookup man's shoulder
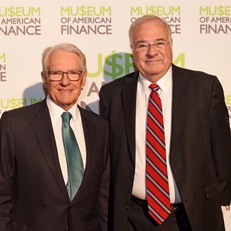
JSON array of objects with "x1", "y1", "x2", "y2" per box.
[
  {"x1": 172, "y1": 65, "x2": 223, "y2": 97},
  {"x1": 1, "y1": 100, "x2": 46, "y2": 120},
  {"x1": 173, "y1": 64, "x2": 216, "y2": 79}
]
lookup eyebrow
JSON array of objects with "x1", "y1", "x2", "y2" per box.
[{"x1": 135, "y1": 38, "x2": 166, "y2": 44}]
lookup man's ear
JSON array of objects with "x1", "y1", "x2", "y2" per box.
[
  {"x1": 41, "y1": 71, "x2": 48, "y2": 89},
  {"x1": 81, "y1": 71, "x2": 87, "y2": 87}
]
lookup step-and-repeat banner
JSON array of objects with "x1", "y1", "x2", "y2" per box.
[{"x1": 1, "y1": 0, "x2": 231, "y2": 229}]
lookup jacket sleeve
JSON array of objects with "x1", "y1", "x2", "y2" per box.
[
  {"x1": 0, "y1": 113, "x2": 15, "y2": 230},
  {"x1": 210, "y1": 76, "x2": 231, "y2": 206}
]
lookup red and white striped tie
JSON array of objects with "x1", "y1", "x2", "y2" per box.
[{"x1": 146, "y1": 83, "x2": 171, "y2": 224}]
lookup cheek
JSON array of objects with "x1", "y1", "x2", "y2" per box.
[
  {"x1": 46, "y1": 83, "x2": 59, "y2": 96},
  {"x1": 132, "y1": 53, "x2": 142, "y2": 65}
]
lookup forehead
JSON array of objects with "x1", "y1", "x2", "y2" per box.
[
  {"x1": 50, "y1": 50, "x2": 79, "y2": 61},
  {"x1": 48, "y1": 50, "x2": 81, "y2": 69},
  {"x1": 133, "y1": 20, "x2": 169, "y2": 41}
]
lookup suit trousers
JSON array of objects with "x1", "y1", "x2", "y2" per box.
[{"x1": 126, "y1": 197, "x2": 192, "y2": 231}]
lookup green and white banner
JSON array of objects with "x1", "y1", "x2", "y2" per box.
[{"x1": 1, "y1": 1, "x2": 231, "y2": 228}]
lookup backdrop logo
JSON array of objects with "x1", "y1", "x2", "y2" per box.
[
  {"x1": 0, "y1": 53, "x2": 6, "y2": 82},
  {"x1": 130, "y1": 6, "x2": 181, "y2": 34},
  {"x1": 103, "y1": 52, "x2": 134, "y2": 80},
  {"x1": 60, "y1": 6, "x2": 112, "y2": 35},
  {"x1": 199, "y1": 5, "x2": 231, "y2": 34},
  {"x1": 82, "y1": 51, "x2": 134, "y2": 80},
  {"x1": 0, "y1": 7, "x2": 41, "y2": 36}
]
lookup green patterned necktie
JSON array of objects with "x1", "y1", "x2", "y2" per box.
[{"x1": 61, "y1": 111, "x2": 84, "y2": 201}]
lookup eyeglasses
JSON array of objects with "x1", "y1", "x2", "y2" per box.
[
  {"x1": 134, "y1": 41, "x2": 170, "y2": 52},
  {"x1": 47, "y1": 70, "x2": 84, "y2": 81}
]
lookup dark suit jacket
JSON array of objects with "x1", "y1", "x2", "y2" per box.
[
  {"x1": 99, "y1": 64, "x2": 231, "y2": 231},
  {"x1": 0, "y1": 99, "x2": 110, "y2": 231}
]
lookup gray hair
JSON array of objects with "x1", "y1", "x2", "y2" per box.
[
  {"x1": 129, "y1": 15, "x2": 172, "y2": 45},
  {"x1": 41, "y1": 43, "x2": 87, "y2": 73}
]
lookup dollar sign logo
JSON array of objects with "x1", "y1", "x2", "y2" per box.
[
  {"x1": 10, "y1": 98, "x2": 18, "y2": 109},
  {"x1": 150, "y1": 6, "x2": 155, "y2": 15},
  {"x1": 79, "y1": 6, "x2": 87, "y2": 16},
  {"x1": 217, "y1": 5, "x2": 225, "y2": 16},
  {"x1": 104, "y1": 52, "x2": 124, "y2": 80},
  {"x1": 8, "y1": 6, "x2": 16, "y2": 18}
]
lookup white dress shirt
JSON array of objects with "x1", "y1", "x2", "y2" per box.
[
  {"x1": 132, "y1": 66, "x2": 182, "y2": 203},
  {"x1": 46, "y1": 97, "x2": 86, "y2": 185}
]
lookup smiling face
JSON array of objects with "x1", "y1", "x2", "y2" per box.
[
  {"x1": 42, "y1": 50, "x2": 86, "y2": 111},
  {"x1": 131, "y1": 19, "x2": 173, "y2": 82}
]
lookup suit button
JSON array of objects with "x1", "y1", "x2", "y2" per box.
[{"x1": 124, "y1": 205, "x2": 129, "y2": 209}]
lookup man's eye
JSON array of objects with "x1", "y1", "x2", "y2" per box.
[
  {"x1": 52, "y1": 71, "x2": 60, "y2": 75},
  {"x1": 157, "y1": 42, "x2": 164, "y2": 46},
  {"x1": 138, "y1": 44, "x2": 147, "y2": 48}
]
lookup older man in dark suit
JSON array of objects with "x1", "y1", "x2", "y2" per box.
[
  {"x1": 0, "y1": 43, "x2": 109, "y2": 231},
  {"x1": 99, "y1": 15, "x2": 231, "y2": 231}
]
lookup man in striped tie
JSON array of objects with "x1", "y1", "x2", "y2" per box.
[{"x1": 99, "y1": 15, "x2": 231, "y2": 231}]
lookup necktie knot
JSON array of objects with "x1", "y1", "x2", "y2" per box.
[
  {"x1": 62, "y1": 111, "x2": 72, "y2": 124},
  {"x1": 149, "y1": 83, "x2": 160, "y2": 92}
]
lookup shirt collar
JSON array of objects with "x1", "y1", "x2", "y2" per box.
[
  {"x1": 138, "y1": 66, "x2": 172, "y2": 94},
  {"x1": 46, "y1": 96, "x2": 79, "y2": 122}
]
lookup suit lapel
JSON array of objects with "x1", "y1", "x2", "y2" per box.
[
  {"x1": 72, "y1": 107, "x2": 101, "y2": 202},
  {"x1": 78, "y1": 107, "x2": 95, "y2": 185},
  {"x1": 30, "y1": 100, "x2": 69, "y2": 199},
  {"x1": 121, "y1": 72, "x2": 139, "y2": 165}
]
